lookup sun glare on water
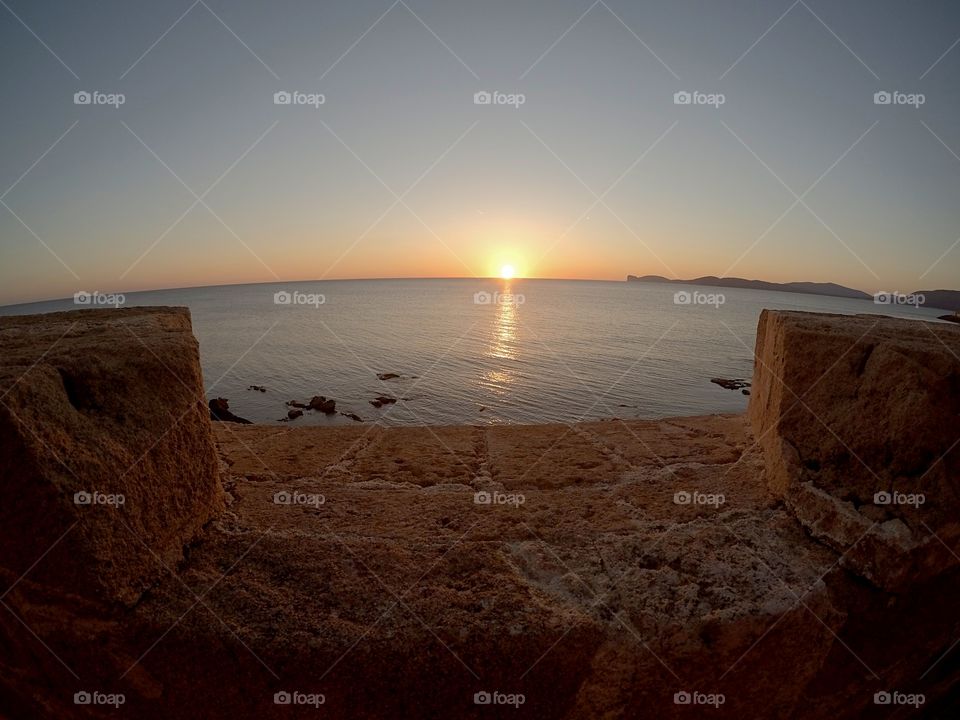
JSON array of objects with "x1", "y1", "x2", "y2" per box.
[{"x1": 500, "y1": 264, "x2": 515, "y2": 280}]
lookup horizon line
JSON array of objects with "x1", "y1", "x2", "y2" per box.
[{"x1": 2, "y1": 274, "x2": 954, "y2": 311}]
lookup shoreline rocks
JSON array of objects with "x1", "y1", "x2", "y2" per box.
[
  {"x1": 209, "y1": 397, "x2": 252, "y2": 424},
  {"x1": 3, "y1": 307, "x2": 960, "y2": 718},
  {"x1": 309, "y1": 395, "x2": 336, "y2": 414},
  {"x1": 370, "y1": 395, "x2": 397, "y2": 408},
  {"x1": 711, "y1": 377, "x2": 751, "y2": 391}
]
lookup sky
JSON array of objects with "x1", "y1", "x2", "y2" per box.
[{"x1": 1, "y1": 0, "x2": 959, "y2": 305}]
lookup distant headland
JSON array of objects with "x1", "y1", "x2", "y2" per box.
[{"x1": 626, "y1": 274, "x2": 960, "y2": 312}]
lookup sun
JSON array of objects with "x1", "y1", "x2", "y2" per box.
[{"x1": 499, "y1": 264, "x2": 515, "y2": 280}]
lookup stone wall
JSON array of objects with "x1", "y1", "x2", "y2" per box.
[
  {"x1": 0, "y1": 308, "x2": 223, "y2": 606},
  {"x1": 749, "y1": 310, "x2": 960, "y2": 590}
]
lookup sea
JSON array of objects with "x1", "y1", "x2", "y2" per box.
[{"x1": 0, "y1": 279, "x2": 947, "y2": 426}]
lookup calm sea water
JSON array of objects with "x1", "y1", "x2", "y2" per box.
[{"x1": 1, "y1": 279, "x2": 946, "y2": 426}]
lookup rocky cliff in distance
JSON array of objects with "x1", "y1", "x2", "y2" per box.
[{"x1": 0, "y1": 307, "x2": 959, "y2": 718}]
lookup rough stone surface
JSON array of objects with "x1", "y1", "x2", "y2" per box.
[
  {"x1": 0, "y1": 308, "x2": 223, "y2": 606},
  {"x1": 749, "y1": 310, "x2": 960, "y2": 590},
  {"x1": 2, "y1": 309, "x2": 960, "y2": 718}
]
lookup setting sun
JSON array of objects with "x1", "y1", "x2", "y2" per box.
[{"x1": 500, "y1": 264, "x2": 515, "y2": 280}]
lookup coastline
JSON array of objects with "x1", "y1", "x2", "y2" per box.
[{"x1": 1, "y1": 307, "x2": 959, "y2": 718}]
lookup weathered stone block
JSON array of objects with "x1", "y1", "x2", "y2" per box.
[
  {"x1": 749, "y1": 310, "x2": 960, "y2": 589},
  {"x1": 0, "y1": 308, "x2": 223, "y2": 605}
]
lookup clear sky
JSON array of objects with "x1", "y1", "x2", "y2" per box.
[{"x1": 1, "y1": 0, "x2": 959, "y2": 305}]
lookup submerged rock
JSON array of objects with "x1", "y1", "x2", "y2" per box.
[
  {"x1": 377, "y1": 372, "x2": 401, "y2": 380},
  {"x1": 209, "y1": 397, "x2": 252, "y2": 424},
  {"x1": 308, "y1": 395, "x2": 336, "y2": 413},
  {"x1": 3, "y1": 307, "x2": 960, "y2": 718},
  {"x1": 710, "y1": 377, "x2": 751, "y2": 390},
  {"x1": 369, "y1": 395, "x2": 397, "y2": 408}
]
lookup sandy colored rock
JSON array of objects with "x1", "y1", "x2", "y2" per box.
[
  {"x1": 0, "y1": 308, "x2": 223, "y2": 606},
  {"x1": 749, "y1": 310, "x2": 960, "y2": 590},
  {"x1": 2, "y1": 308, "x2": 960, "y2": 718}
]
